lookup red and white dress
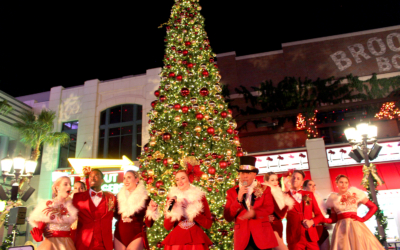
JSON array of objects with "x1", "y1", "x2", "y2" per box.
[
  {"x1": 29, "y1": 198, "x2": 78, "y2": 250},
  {"x1": 114, "y1": 181, "x2": 160, "y2": 249},
  {"x1": 325, "y1": 187, "x2": 384, "y2": 250},
  {"x1": 264, "y1": 183, "x2": 294, "y2": 238},
  {"x1": 162, "y1": 185, "x2": 213, "y2": 250}
]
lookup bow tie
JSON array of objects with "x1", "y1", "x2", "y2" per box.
[
  {"x1": 292, "y1": 190, "x2": 302, "y2": 195},
  {"x1": 91, "y1": 191, "x2": 103, "y2": 198}
]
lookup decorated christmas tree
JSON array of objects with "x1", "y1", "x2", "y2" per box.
[{"x1": 138, "y1": 0, "x2": 244, "y2": 249}]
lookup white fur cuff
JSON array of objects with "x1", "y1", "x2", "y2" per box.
[{"x1": 146, "y1": 207, "x2": 160, "y2": 221}]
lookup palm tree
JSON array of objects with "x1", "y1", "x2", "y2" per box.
[
  {"x1": 0, "y1": 100, "x2": 13, "y2": 115},
  {"x1": 13, "y1": 110, "x2": 70, "y2": 161}
]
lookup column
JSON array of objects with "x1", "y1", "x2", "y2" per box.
[
  {"x1": 0, "y1": 136, "x2": 9, "y2": 160},
  {"x1": 306, "y1": 138, "x2": 332, "y2": 198}
]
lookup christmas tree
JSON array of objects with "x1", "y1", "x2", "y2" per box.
[{"x1": 138, "y1": 0, "x2": 244, "y2": 249}]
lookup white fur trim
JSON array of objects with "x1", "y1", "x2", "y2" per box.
[
  {"x1": 263, "y1": 182, "x2": 294, "y2": 211},
  {"x1": 165, "y1": 185, "x2": 205, "y2": 222},
  {"x1": 314, "y1": 192, "x2": 327, "y2": 216},
  {"x1": 325, "y1": 187, "x2": 367, "y2": 211},
  {"x1": 28, "y1": 197, "x2": 78, "y2": 228},
  {"x1": 348, "y1": 187, "x2": 367, "y2": 202},
  {"x1": 117, "y1": 181, "x2": 148, "y2": 218},
  {"x1": 325, "y1": 192, "x2": 338, "y2": 209},
  {"x1": 145, "y1": 206, "x2": 160, "y2": 221}
]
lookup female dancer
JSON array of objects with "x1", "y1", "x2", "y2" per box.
[
  {"x1": 114, "y1": 170, "x2": 159, "y2": 250},
  {"x1": 29, "y1": 176, "x2": 78, "y2": 250},
  {"x1": 325, "y1": 174, "x2": 384, "y2": 250},
  {"x1": 263, "y1": 172, "x2": 294, "y2": 250},
  {"x1": 162, "y1": 170, "x2": 213, "y2": 250},
  {"x1": 303, "y1": 180, "x2": 330, "y2": 250},
  {"x1": 70, "y1": 181, "x2": 87, "y2": 241}
]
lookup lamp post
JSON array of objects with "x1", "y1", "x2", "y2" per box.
[{"x1": 344, "y1": 123, "x2": 388, "y2": 250}]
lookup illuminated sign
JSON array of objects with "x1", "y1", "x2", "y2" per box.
[
  {"x1": 68, "y1": 155, "x2": 134, "y2": 174},
  {"x1": 326, "y1": 141, "x2": 400, "y2": 167},
  {"x1": 254, "y1": 151, "x2": 309, "y2": 174}
]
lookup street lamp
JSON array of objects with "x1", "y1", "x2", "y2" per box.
[
  {"x1": 0, "y1": 154, "x2": 37, "y2": 201},
  {"x1": 344, "y1": 123, "x2": 388, "y2": 250}
]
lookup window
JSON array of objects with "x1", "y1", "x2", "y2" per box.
[
  {"x1": 98, "y1": 104, "x2": 142, "y2": 160},
  {"x1": 58, "y1": 121, "x2": 78, "y2": 168}
]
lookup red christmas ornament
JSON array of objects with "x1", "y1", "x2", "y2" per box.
[
  {"x1": 156, "y1": 158, "x2": 162, "y2": 163},
  {"x1": 237, "y1": 146, "x2": 242, "y2": 151},
  {"x1": 207, "y1": 127, "x2": 215, "y2": 135},
  {"x1": 196, "y1": 113, "x2": 204, "y2": 120},
  {"x1": 181, "y1": 106, "x2": 189, "y2": 113},
  {"x1": 202, "y1": 70, "x2": 209, "y2": 77},
  {"x1": 207, "y1": 187, "x2": 212, "y2": 192},
  {"x1": 211, "y1": 153, "x2": 218, "y2": 159},
  {"x1": 200, "y1": 88, "x2": 209, "y2": 97},
  {"x1": 219, "y1": 161, "x2": 227, "y2": 169},
  {"x1": 163, "y1": 133, "x2": 171, "y2": 141},
  {"x1": 233, "y1": 136, "x2": 239, "y2": 140},
  {"x1": 187, "y1": 63, "x2": 194, "y2": 68},
  {"x1": 183, "y1": 50, "x2": 188, "y2": 55},
  {"x1": 208, "y1": 166, "x2": 216, "y2": 175},
  {"x1": 154, "y1": 90, "x2": 160, "y2": 97},
  {"x1": 182, "y1": 121, "x2": 188, "y2": 127},
  {"x1": 180, "y1": 145, "x2": 184, "y2": 148},
  {"x1": 191, "y1": 152, "x2": 195, "y2": 156},
  {"x1": 228, "y1": 109, "x2": 233, "y2": 114},
  {"x1": 144, "y1": 145, "x2": 149, "y2": 152},
  {"x1": 237, "y1": 152, "x2": 243, "y2": 157},
  {"x1": 181, "y1": 87, "x2": 190, "y2": 97},
  {"x1": 173, "y1": 163, "x2": 180, "y2": 169},
  {"x1": 220, "y1": 111, "x2": 228, "y2": 118},
  {"x1": 156, "y1": 181, "x2": 163, "y2": 189},
  {"x1": 147, "y1": 177, "x2": 154, "y2": 184},
  {"x1": 185, "y1": 41, "x2": 191, "y2": 46},
  {"x1": 166, "y1": 64, "x2": 171, "y2": 69},
  {"x1": 141, "y1": 171, "x2": 147, "y2": 178},
  {"x1": 171, "y1": 46, "x2": 176, "y2": 50},
  {"x1": 176, "y1": 75, "x2": 183, "y2": 81},
  {"x1": 213, "y1": 109, "x2": 218, "y2": 114},
  {"x1": 182, "y1": 60, "x2": 187, "y2": 65},
  {"x1": 227, "y1": 128, "x2": 233, "y2": 134},
  {"x1": 173, "y1": 103, "x2": 181, "y2": 110},
  {"x1": 151, "y1": 101, "x2": 157, "y2": 108},
  {"x1": 159, "y1": 95, "x2": 166, "y2": 102},
  {"x1": 163, "y1": 159, "x2": 168, "y2": 166},
  {"x1": 209, "y1": 58, "x2": 214, "y2": 63},
  {"x1": 168, "y1": 72, "x2": 175, "y2": 78}
]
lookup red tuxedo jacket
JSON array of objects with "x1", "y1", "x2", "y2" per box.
[
  {"x1": 73, "y1": 190, "x2": 116, "y2": 250},
  {"x1": 224, "y1": 185, "x2": 278, "y2": 250},
  {"x1": 286, "y1": 191, "x2": 324, "y2": 245}
]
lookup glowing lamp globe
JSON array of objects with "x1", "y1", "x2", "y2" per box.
[
  {"x1": 13, "y1": 153, "x2": 26, "y2": 172},
  {"x1": 1, "y1": 156, "x2": 13, "y2": 173}
]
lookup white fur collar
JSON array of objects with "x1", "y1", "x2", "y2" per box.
[
  {"x1": 28, "y1": 197, "x2": 78, "y2": 228},
  {"x1": 313, "y1": 191, "x2": 327, "y2": 216},
  {"x1": 325, "y1": 186, "x2": 367, "y2": 210},
  {"x1": 263, "y1": 182, "x2": 294, "y2": 211},
  {"x1": 117, "y1": 181, "x2": 148, "y2": 218},
  {"x1": 165, "y1": 185, "x2": 205, "y2": 222}
]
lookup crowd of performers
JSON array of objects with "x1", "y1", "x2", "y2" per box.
[{"x1": 28, "y1": 156, "x2": 384, "y2": 250}]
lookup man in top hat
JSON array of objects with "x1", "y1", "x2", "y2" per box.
[
  {"x1": 224, "y1": 156, "x2": 278, "y2": 250},
  {"x1": 73, "y1": 168, "x2": 116, "y2": 250},
  {"x1": 285, "y1": 170, "x2": 324, "y2": 250}
]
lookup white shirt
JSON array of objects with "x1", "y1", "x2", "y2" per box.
[
  {"x1": 90, "y1": 188, "x2": 103, "y2": 207},
  {"x1": 239, "y1": 180, "x2": 257, "y2": 209},
  {"x1": 291, "y1": 189, "x2": 302, "y2": 203}
]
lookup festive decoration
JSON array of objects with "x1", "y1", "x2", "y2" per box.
[
  {"x1": 296, "y1": 113, "x2": 306, "y2": 129},
  {"x1": 305, "y1": 110, "x2": 318, "y2": 138},
  {"x1": 375, "y1": 102, "x2": 400, "y2": 120},
  {"x1": 361, "y1": 163, "x2": 384, "y2": 189},
  {"x1": 1, "y1": 200, "x2": 23, "y2": 249},
  {"x1": 141, "y1": 1, "x2": 239, "y2": 248}
]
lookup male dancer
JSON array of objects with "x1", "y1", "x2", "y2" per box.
[
  {"x1": 286, "y1": 170, "x2": 324, "y2": 250},
  {"x1": 224, "y1": 156, "x2": 278, "y2": 250},
  {"x1": 73, "y1": 169, "x2": 116, "y2": 250}
]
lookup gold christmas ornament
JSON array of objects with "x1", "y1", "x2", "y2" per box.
[
  {"x1": 229, "y1": 157, "x2": 235, "y2": 163},
  {"x1": 213, "y1": 135, "x2": 220, "y2": 141},
  {"x1": 204, "y1": 159, "x2": 211, "y2": 166},
  {"x1": 195, "y1": 126, "x2": 202, "y2": 132},
  {"x1": 214, "y1": 83, "x2": 222, "y2": 92},
  {"x1": 217, "y1": 175, "x2": 224, "y2": 182},
  {"x1": 218, "y1": 104, "x2": 224, "y2": 109},
  {"x1": 200, "y1": 106, "x2": 206, "y2": 111},
  {"x1": 193, "y1": 104, "x2": 199, "y2": 110},
  {"x1": 207, "y1": 118, "x2": 214, "y2": 125},
  {"x1": 150, "y1": 141, "x2": 156, "y2": 146},
  {"x1": 148, "y1": 169, "x2": 154, "y2": 176},
  {"x1": 165, "y1": 83, "x2": 172, "y2": 90},
  {"x1": 157, "y1": 130, "x2": 163, "y2": 136},
  {"x1": 174, "y1": 116, "x2": 181, "y2": 122},
  {"x1": 167, "y1": 158, "x2": 173, "y2": 164},
  {"x1": 201, "y1": 173, "x2": 208, "y2": 180},
  {"x1": 208, "y1": 177, "x2": 215, "y2": 183},
  {"x1": 209, "y1": 101, "x2": 216, "y2": 107},
  {"x1": 157, "y1": 188, "x2": 166, "y2": 197},
  {"x1": 226, "y1": 149, "x2": 232, "y2": 156},
  {"x1": 153, "y1": 151, "x2": 165, "y2": 159},
  {"x1": 150, "y1": 136, "x2": 156, "y2": 141},
  {"x1": 227, "y1": 113, "x2": 232, "y2": 118},
  {"x1": 149, "y1": 186, "x2": 156, "y2": 193},
  {"x1": 190, "y1": 97, "x2": 197, "y2": 104}
]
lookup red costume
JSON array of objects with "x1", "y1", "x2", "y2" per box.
[
  {"x1": 286, "y1": 190, "x2": 324, "y2": 250},
  {"x1": 72, "y1": 190, "x2": 116, "y2": 250},
  {"x1": 114, "y1": 182, "x2": 159, "y2": 249},
  {"x1": 265, "y1": 184, "x2": 294, "y2": 238},
  {"x1": 162, "y1": 185, "x2": 213, "y2": 250},
  {"x1": 224, "y1": 181, "x2": 278, "y2": 250}
]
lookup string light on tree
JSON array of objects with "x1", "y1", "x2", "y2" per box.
[
  {"x1": 141, "y1": 0, "x2": 239, "y2": 248},
  {"x1": 296, "y1": 113, "x2": 306, "y2": 129},
  {"x1": 375, "y1": 102, "x2": 400, "y2": 120},
  {"x1": 306, "y1": 110, "x2": 318, "y2": 138}
]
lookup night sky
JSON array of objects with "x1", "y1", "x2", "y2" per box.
[{"x1": 0, "y1": 1, "x2": 399, "y2": 97}]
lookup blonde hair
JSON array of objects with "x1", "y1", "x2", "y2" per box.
[
  {"x1": 263, "y1": 172, "x2": 278, "y2": 182},
  {"x1": 52, "y1": 176, "x2": 70, "y2": 197},
  {"x1": 335, "y1": 174, "x2": 349, "y2": 183},
  {"x1": 125, "y1": 170, "x2": 140, "y2": 179}
]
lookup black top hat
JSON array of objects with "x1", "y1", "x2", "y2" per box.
[{"x1": 237, "y1": 156, "x2": 258, "y2": 174}]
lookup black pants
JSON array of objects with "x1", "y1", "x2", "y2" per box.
[{"x1": 245, "y1": 234, "x2": 260, "y2": 250}]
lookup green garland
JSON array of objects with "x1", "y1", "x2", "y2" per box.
[
  {"x1": 365, "y1": 178, "x2": 388, "y2": 245},
  {"x1": 0, "y1": 214, "x2": 17, "y2": 250}
]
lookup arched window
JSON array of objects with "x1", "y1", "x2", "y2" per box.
[{"x1": 98, "y1": 104, "x2": 142, "y2": 160}]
